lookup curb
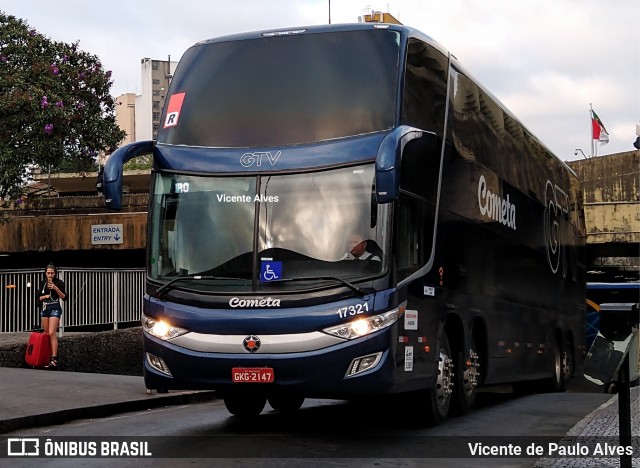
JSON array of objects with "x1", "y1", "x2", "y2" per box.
[
  {"x1": 0, "y1": 390, "x2": 217, "y2": 435},
  {"x1": 0, "y1": 328, "x2": 144, "y2": 376}
]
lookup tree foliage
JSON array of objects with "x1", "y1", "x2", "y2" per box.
[
  {"x1": 0, "y1": 12, "x2": 126, "y2": 201},
  {"x1": 124, "y1": 154, "x2": 153, "y2": 171}
]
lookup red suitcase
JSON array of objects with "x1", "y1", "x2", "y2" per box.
[{"x1": 25, "y1": 331, "x2": 51, "y2": 368}]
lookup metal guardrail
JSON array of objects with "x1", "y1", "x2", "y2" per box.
[{"x1": 0, "y1": 268, "x2": 145, "y2": 333}]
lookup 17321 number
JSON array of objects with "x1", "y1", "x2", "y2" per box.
[{"x1": 336, "y1": 302, "x2": 369, "y2": 319}]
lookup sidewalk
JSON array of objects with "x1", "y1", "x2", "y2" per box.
[
  {"x1": 535, "y1": 385, "x2": 639, "y2": 467},
  {"x1": 0, "y1": 367, "x2": 216, "y2": 434}
]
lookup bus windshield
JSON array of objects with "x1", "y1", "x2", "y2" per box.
[
  {"x1": 149, "y1": 164, "x2": 389, "y2": 293},
  {"x1": 157, "y1": 29, "x2": 400, "y2": 147}
]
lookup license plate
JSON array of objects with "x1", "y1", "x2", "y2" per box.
[{"x1": 231, "y1": 367, "x2": 274, "y2": 383}]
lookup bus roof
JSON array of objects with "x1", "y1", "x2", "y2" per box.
[
  {"x1": 190, "y1": 23, "x2": 451, "y2": 68},
  {"x1": 193, "y1": 23, "x2": 426, "y2": 45},
  {"x1": 176, "y1": 22, "x2": 574, "y2": 178}
]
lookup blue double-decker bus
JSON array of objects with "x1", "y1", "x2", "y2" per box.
[{"x1": 104, "y1": 23, "x2": 586, "y2": 423}]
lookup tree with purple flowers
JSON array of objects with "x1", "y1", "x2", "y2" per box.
[{"x1": 0, "y1": 12, "x2": 125, "y2": 204}]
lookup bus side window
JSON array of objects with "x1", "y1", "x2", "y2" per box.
[
  {"x1": 396, "y1": 197, "x2": 423, "y2": 281},
  {"x1": 401, "y1": 38, "x2": 448, "y2": 135},
  {"x1": 399, "y1": 137, "x2": 439, "y2": 262}
]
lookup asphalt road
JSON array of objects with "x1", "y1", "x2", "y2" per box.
[{"x1": 3, "y1": 388, "x2": 613, "y2": 468}]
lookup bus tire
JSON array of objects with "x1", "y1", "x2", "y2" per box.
[
  {"x1": 268, "y1": 394, "x2": 305, "y2": 414},
  {"x1": 562, "y1": 342, "x2": 574, "y2": 388},
  {"x1": 224, "y1": 393, "x2": 267, "y2": 417},
  {"x1": 425, "y1": 333, "x2": 454, "y2": 425},
  {"x1": 541, "y1": 338, "x2": 569, "y2": 392},
  {"x1": 450, "y1": 337, "x2": 480, "y2": 416}
]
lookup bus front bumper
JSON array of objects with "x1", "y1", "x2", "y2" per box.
[{"x1": 142, "y1": 329, "x2": 400, "y2": 397}]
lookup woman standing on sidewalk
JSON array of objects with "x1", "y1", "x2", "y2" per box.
[{"x1": 37, "y1": 263, "x2": 67, "y2": 370}]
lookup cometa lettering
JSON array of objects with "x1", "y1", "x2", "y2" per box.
[
  {"x1": 229, "y1": 297, "x2": 281, "y2": 308},
  {"x1": 477, "y1": 175, "x2": 517, "y2": 230}
]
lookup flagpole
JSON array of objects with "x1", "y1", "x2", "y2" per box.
[{"x1": 590, "y1": 103, "x2": 595, "y2": 157}]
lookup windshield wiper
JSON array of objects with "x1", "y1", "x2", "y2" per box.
[
  {"x1": 264, "y1": 276, "x2": 371, "y2": 297},
  {"x1": 156, "y1": 275, "x2": 371, "y2": 298},
  {"x1": 155, "y1": 275, "x2": 247, "y2": 297}
]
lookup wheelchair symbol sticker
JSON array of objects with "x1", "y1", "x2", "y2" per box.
[{"x1": 260, "y1": 261, "x2": 282, "y2": 282}]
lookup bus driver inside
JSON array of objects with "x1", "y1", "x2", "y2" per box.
[{"x1": 341, "y1": 234, "x2": 382, "y2": 262}]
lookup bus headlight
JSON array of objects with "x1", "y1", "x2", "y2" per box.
[
  {"x1": 347, "y1": 352, "x2": 383, "y2": 377},
  {"x1": 142, "y1": 314, "x2": 188, "y2": 340},
  {"x1": 322, "y1": 305, "x2": 403, "y2": 340},
  {"x1": 146, "y1": 353, "x2": 172, "y2": 376}
]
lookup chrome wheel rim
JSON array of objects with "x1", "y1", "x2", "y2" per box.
[
  {"x1": 463, "y1": 348, "x2": 480, "y2": 397},
  {"x1": 436, "y1": 346, "x2": 454, "y2": 410}
]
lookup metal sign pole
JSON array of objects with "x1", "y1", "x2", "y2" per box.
[{"x1": 618, "y1": 353, "x2": 631, "y2": 468}]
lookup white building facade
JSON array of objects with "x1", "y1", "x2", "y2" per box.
[{"x1": 115, "y1": 57, "x2": 178, "y2": 145}]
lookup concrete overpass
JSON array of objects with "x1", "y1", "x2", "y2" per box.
[
  {"x1": 0, "y1": 170, "x2": 150, "y2": 269},
  {"x1": 567, "y1": 150, "x2": 639, "y2": 282}
]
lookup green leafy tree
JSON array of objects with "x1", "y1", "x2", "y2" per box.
[
  {"x1": 124, "y1": 154, "x2": 152, "y2": 171},
  {"x1": 0, "y1": 12, "x2": 126, "y2": 203}
]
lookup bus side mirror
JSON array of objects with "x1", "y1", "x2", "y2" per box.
[
  {"x1": 375, "y1": 126, "x2": 437, "y2": 203},
  {"x1": 103, "y1": 141, "x2": 154, "y2": 210}
]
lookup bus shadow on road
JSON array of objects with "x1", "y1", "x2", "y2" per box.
[{"x1": 217, "y1": 390, "x2": 523, "y2": 435}]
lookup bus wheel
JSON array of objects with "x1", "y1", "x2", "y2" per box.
[
  {"x1": 561, "y1": 343, "x2": 574, "y2": 387},
  {"x1": 426, "y1": 333, "x2": 454, "y2": 424},
  {"x1": 268, "y1": 394, "x2": 305, "y2": 414},
  {"x1": 541, "y1": 338, "x2": 568, "y2": 392},
  {"x1": 450, "y1": 337, "x2": 480, "y2": 416},
  {"x1": 224, "y1": 393, "x2": 267, "y2": 417}
]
